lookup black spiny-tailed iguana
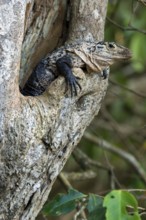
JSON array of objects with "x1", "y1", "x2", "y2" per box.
[{"x1": 21, "y1": 41, "x2": 132, "y2": 96}]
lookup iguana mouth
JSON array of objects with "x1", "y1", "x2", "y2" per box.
[
  {"x1": 103, "y1": 51, "x2": 132, "y2": 62},
  {"x1": 115, "y1": 50, "x2": 132, "y2": 60}
]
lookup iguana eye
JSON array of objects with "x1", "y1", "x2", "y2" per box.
[
  {"x1": 108, "y1": 43, "x2": 115, "y2": 48},
  {"x1": 96, "y1": 42, "x2": 105, "y2": 49}
]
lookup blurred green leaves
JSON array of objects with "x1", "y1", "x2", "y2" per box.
[
  {"x1": 43, "y1": 189, "x2": 105, "y2": 219},
  {"x1": 43, "y1": 189, "x2": 86, "y2": 216},
  {"x1": 43, "y1": 189, "x2": 141, "y2": 220},
  {"x1": 103, "y1": 190, "x2": 141, "y2": 220},
  {"x1": 130, "y1": 34, "x2": 146, "y2": 72},
  {"x1": 87, "y1": 194, "x2": 106, "y2": 220}
]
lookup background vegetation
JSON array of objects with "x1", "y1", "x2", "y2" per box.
[{"x1": 37, "y1": 1, "x2": 146, "y2": 219}]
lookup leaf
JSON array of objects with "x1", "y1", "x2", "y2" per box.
[
  {"x1": 87, "y1": 194, "x2": 106, "y2": 220},
  {"x1": 103, "y1": 190, "x2": 141, "y2": 220},
  {"x1": 130, "y1": 34, "x2": 146, "y2": 72},
  {"x1": 43, "y1": 189, "x2": 86, "y2": 216}
]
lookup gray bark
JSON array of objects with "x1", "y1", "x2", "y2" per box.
[{"x1": 0, "y1": 0, "x2": 108, "y2": 219}]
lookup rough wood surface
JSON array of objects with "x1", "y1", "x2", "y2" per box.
[{"x1": 0, "y1": 0, "x2": 108, "y2": 219}]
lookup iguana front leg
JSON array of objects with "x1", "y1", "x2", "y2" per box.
[
  {"x1": 56, "y1": 55, "x2": 82, "y2": 96},
  {"x1": 21, "y1": 55, "x2": 82, "y2": 97},
  {"x1": 20, "y1": 60, "x2": 56, "y2": 96}
]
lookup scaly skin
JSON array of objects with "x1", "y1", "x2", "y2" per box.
[{"x1": 21, "y1": 41, "x2": 132, "y2": 96}]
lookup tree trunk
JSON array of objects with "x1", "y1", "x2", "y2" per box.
[{"x1": 0, "y1": 0, "x2": 108, "y2": 219}]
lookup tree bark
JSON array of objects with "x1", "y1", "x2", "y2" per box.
[{"x1": 0, "y1": 0, "x2": 108, "y2": 219}]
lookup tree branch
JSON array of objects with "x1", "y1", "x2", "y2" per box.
[{"x1": 84, "y1": 132, "x2": 146, "y2": 183}]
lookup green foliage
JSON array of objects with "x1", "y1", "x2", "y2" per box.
[
  {"x1": 103, "y1": 190, "x2": 141, "y2": 220},
  {"x1": 43, "y1": 189, "x2": 141, "y2": 220},
  {"x1": 130, "y1": 34, "x2": 146, "y2": 72},
  {"x1": 87, "y1": 194, "x2": 106, "y2": 220},
  {"x1": 43, "y1": 189, "x2": 86, "y2": 216}
]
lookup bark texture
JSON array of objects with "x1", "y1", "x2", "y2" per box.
[{"x1": 0, "y1": 0, "x2": 108, "y2": 219}]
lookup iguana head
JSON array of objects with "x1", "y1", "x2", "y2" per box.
[
  {"x1": 96, "y1": 41, "x2": 132, "y2": 62},
  {"x1": 84, "y1": 41, "x2": 132, "y2": 71},
  {"x1": 68, "y1": 41, "x2": 132, "y2": 73}
]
